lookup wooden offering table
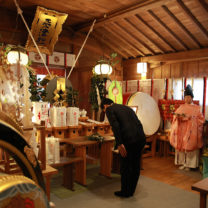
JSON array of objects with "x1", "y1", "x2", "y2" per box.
[
  {"x1": 58, "y1": 136, "x2": 115, "y2": 186},
  {"x1": 103, "y1": 123, "x2": 113, "y2": 135},
  {"x1": 86, "y1": 120, "x2": 112, "y2": 136},
  {"x1": 45, "y1": 127, "x2": 53, "y2": 137},
  {"x1": 67, "y1": 125, "x2": 82, "y2": 138},
  {"x1": 93, "y1": 122, "x2": 113, "y2": 136},
  {"x1": 79, "y1": 122, "x2": 94, "y2": 136},
  {"x1": 93, "y1": 123, "x2": 106, "y2": 135},
  {"x1": 85, "y1": 121, "x2": 113, "y2": 161},
  {"x1": 53, "y1": 126, "x2": 68, "y2": 139}
]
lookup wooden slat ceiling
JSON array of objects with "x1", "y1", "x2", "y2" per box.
[{"x1": 0, "y1": 0, "x2": 208, "y2": 61}]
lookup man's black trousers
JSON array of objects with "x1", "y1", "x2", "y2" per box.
[{"x1": 120, "y1": 142, "x2": 145, "y2": 196}]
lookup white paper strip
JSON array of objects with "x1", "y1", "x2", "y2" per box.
[
  {"x1": 127, "y1": 80, "x2": 138, "y2": 93},
  {"x1": 139, "y1": 79, "x2": 151, "y2": 95},
  {"x1": 152, "y1": 79, "x2": 165, "y2": 103}
]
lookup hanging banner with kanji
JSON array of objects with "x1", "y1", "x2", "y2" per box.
[{"x1": 25, "y1": 6, "x2": 68, "y2": 55}]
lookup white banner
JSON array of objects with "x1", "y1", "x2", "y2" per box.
[
  {"x1": 49, "y1": 52, "x2": 65, "y2": 66},
  {"x1": 66, "y1": 53, "x2": 75, "y2": 67},
  {"x1": 28, "y1": 51, "x2": 46, "y2": 64}
]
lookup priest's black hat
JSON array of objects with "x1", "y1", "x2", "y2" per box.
[{"x1": 184, "y1": 84, "x2": 194, "y2": 98}]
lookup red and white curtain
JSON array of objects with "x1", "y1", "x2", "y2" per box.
[{"x1": 123, "y1": 77, "x2": 207, "y2": 119}]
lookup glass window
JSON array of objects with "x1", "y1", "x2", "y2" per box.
[
  {"x1": 187, "y1": 78, "x2": 203, "y2": 112},
  {"x1": 173, "y1": 78, "x2": 183, "y2": 100}
]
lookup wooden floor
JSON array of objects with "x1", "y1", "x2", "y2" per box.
[{"x1": 141, "y1": 156, "x2": 203, "y2": 193}]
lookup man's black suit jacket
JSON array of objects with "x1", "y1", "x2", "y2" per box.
[{"x1": 106, "y1": 103, "x2": 146, "y2": 148}]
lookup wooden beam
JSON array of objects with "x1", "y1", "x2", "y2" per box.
[
  {"x1": 134, "y1": 14, "x2": 176, "y2": 52},
  {"x1": 0, "y1": 22, "x2": 105, "y2": 56},
  {"x1": 162, "y1": 5, "x2": 202, "y2": 48},
  {"x1": 91, "y1": 32, "x2": 129, "y2": 59},
  {"x1": 124, "y1": 18, "x2": 165, "y2": 54},
  {"x1": 0, "y1": 7, "x2": 100, "y2": 54},
  {"x1": 75, "y1": 0, "x2": 172, "y2": 31},
  {"x1": 0, "y1": 7, "x2": 127, "y2": 58},
  {"x1": 123, "y1": 48, "x2": 208, "y2": 65},
  {"x1": 149, "y1": 63, "x2": 162, "y2": 68},
  {"x1": 176, "y1": 0, "x2": 208, "y2": 40},
  {"x1": 59, "y1": 33, "x2": 104, "y2": 55},
  {"x1": 148, "y1": 9, "x2": 189, "y2": 50},
  {"x1": 114, "y1": 21, "x2": 155, "y2": 55},
  {"x1": 102, "y1": 27, "x2": 136, "y2": 58},
  {"x1": 197, "y1": 0, "x2": 208, "y2": 14},
  {"x1": 110, "y1": 23, "x2": 145, "y2": 56},
  {"x1": 140, "y1": 48, "x2": 208, "y2": 62}
]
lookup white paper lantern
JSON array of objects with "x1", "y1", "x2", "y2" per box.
[
  {"x1": 7, "y1": 50, "x2": 29, "y2": 66},
  {"x1": 94, "y1": 63, "x2": 112, "y2": 75}
]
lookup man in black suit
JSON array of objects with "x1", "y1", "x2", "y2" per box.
[{"x1": 101, "y1": 98, "x2": 146, "y2": 198}]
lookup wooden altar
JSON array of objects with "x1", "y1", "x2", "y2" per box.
[{"x1": 58, "y1": 136, "x2": 115, "y2": 186}]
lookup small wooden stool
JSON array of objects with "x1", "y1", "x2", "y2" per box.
[
  {"x1": 143, "y1": 134, "x2": 157, "y2": 158},
  {"x1": 157, "y1": 132, "x2": 174, "y2": 157},
  {"x1": 157, "y1": 134, "x2": 169, "y2": 157}
]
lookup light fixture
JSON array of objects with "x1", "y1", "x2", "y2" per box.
[
  {"x1": 94, "y1": 59, "x2": 112, "y2": 75},
  {"x1": 7, "y1": 48, "x2": 29, "y2": 66},
  {"x1": 137, "y1": 62, "x2": 147, "y2": 74},
  {"x1": 141, "y1": 72, "x2": 146, "y2": 80}
]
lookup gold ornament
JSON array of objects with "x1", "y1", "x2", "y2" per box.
[
  {"x1": 53, "y1": 77, "x2": 67, "y2": 105},
  {"x1": 24, "y1": 146, "x2": 37, "y2": 167},
  {"x1": 25, "y1": 6, "x2": 68, "y2": 55},
  {"x1": 0, "y1": 111, "x2": 23, "y2": 135}
]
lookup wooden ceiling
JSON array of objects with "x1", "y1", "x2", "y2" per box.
[{"x1": 0, "y1": 0, "x2": 208, "y2": 60}]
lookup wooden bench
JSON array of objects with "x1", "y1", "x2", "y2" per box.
[
  {"x1": 42, "y1": 165, "x2": 58, "y2": 201},
  {"x1": 50, "y1": 156, "x2": 83, "y2": 191},
  {"x1": 192, "y1": 177, "x2": 208, "y2": 208}
]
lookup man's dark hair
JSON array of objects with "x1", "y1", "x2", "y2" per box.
[{"x1": 101, "y1": 98, "x2": 114, "y2": 109}]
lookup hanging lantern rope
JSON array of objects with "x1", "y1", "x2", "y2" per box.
[
  {"x1": 13, "y1": 0, "x2": 52, "y2": 78},
  {"x1": 67, "y1": 19, "x2": 96, "y2": 80}
]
